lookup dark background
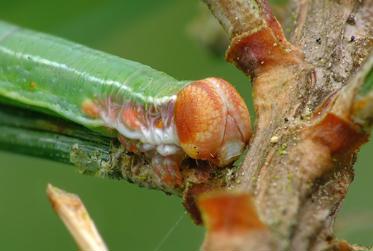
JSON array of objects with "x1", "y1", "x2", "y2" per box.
[{"x1": 0, "y1": 1, "x2": 372, "y2": 250}]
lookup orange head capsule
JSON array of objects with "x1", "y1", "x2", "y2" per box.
[{"x1": 175, "y1": 77, "x2": 252, "y2": 166}]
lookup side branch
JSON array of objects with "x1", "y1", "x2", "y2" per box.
[
  {"x1": 0, "y1": 103, "x2": 120, "y2": 175},
  {"x1": 0, "y1": 103, "x2": 231, "y2": 201}
]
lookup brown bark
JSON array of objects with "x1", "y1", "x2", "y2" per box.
[{"x1": 198, "y1": 0, "x2": 373, "y2": 250}]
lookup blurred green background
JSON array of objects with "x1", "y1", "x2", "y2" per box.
[{"x1": 0, "y1": 1, "x2": 371, "y2": 250}]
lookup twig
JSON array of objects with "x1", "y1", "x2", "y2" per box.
[{"x1": 46, "y1": 184, "x2": 108, "y2": 251}]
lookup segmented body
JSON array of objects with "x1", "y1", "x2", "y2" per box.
[
  {"x1": 0, "y1": 23, "x2": 184, "y2": 145},
  {"x1": 0, "y1": 22, "x2": 188, "y2": 127},
  {"x1": 0, "y1": 21, "x2": 252, "y2": 188}
]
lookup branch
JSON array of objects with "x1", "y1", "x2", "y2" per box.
[{"x1": 201, "y1": 1, "x2": 373, "y2": 251}]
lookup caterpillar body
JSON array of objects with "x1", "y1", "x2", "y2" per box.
[{"x1": 0, "y1": 21, "x2": 252, "y2": 187}]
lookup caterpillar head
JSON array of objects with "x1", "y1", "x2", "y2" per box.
[{"x1": 175, "y1": 77, "x2": 252, "y2": 167}]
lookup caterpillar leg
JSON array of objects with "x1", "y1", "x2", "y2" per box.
[{"x1": 151, "y1": 154, "x2": 183, "y2": 188}]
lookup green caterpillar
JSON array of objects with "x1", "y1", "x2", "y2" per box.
[{"x1": 0, "y1": 21, "x2": 251, "y2": 187}]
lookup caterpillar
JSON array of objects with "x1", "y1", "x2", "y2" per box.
[{"x1": 0, "y1": 21, "x2": 252, "y2": 187}]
